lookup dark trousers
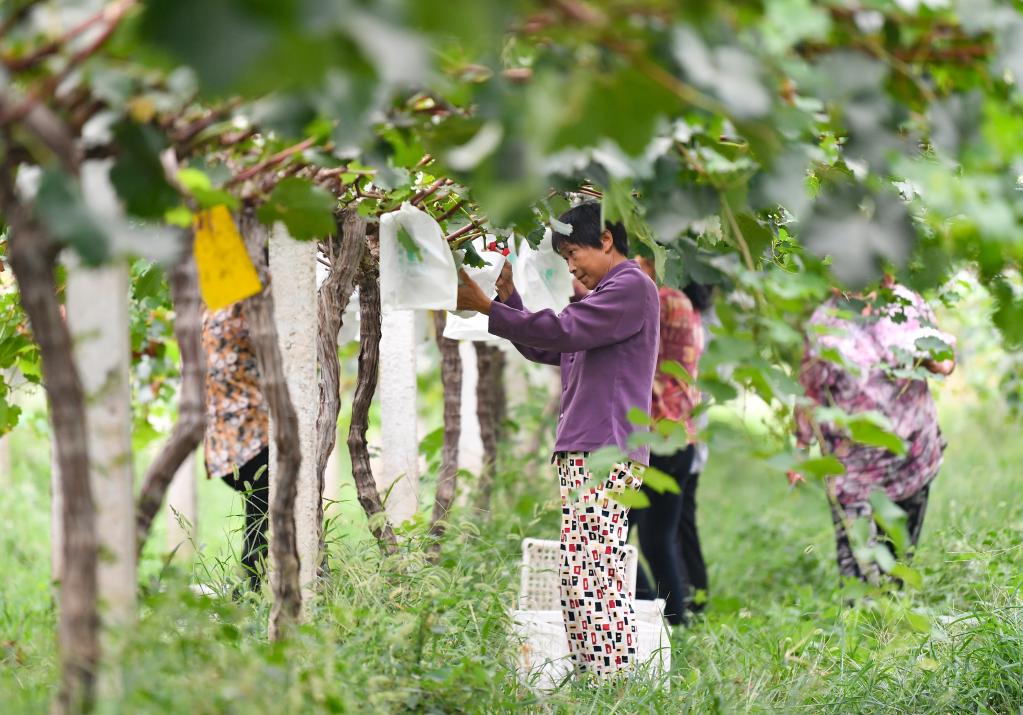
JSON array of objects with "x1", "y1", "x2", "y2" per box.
[
  {"x1": 220, "y1": 447, "x2": 270, "y2": 589},
  {"x1": 631, "y1": 445, "x2": 708, "y2": 626},
  {"x1": 831, "y1": 483, "x2": 930, "y2": 583}
]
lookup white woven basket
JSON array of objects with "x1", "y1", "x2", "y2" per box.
[
  {"x1": 513, "y1": 538, "x2": 671, "y2": 688},
  {"x1": 519, "y1": 537, "x2": 640, "y2": 611}
]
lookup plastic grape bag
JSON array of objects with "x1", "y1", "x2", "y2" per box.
[
  {"x1": 451, "y1": 235, "x2": 507, "y2": 318},
  {"x1": 514, "y1": 228, "x2": 573, "y2": 313},
  {"x1": 444, "y1": 236, "x2": 506, "y2": 342},
  {"x1": 443, "y1": 312, "x2": 498, "y2": 342},
  {"x1": 379, "y1": 202, "x2": 458, "y2": 311}
]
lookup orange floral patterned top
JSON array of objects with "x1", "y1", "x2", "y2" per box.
[
  {"x1": 651, "y1": 286, "x2": 704, "y2": 432},
  {"x1": 202, "y1": 303, "x2": 269, "y2": 479}
]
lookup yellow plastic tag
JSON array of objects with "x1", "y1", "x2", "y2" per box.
[{"x1": 193, "y1": 205, "x2": 262, "y2": 311}]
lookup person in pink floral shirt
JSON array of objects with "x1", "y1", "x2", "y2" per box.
[{"x1": 795, "y1": 276, "x2": 955, "y2": 582}]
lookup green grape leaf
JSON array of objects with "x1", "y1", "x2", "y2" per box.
[
  {"x1": 34, "y1": 169, "x2": 109, "y2": 265},
  {"x1": 627, "y1": 407, "x2": 653, "y2": 426},
  {"x1": 642, "y1": 466, "x2": 681, "y2": 495},
  {"x1": 849, "y1": 418, "x2": 906, "y2": 455},
  {"x1": 796, "y1": 455, "x2": 846, "y2": 478},
  {"x1": 256, "y1": 178, "x2": 336, "y2": 240},
  {"x1": 611, "y1": 489, "x2": 651, "y2": 510},
  {"x1": 110, "y1": 120, "x2": 180, "y2": 218}
]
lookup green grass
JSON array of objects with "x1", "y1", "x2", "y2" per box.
[{"x1": 2, "y1": 393, "x2": 1023, "y2": 713}]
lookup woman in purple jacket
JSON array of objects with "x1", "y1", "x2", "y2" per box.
[{"x1": 457, "y1": 202, "x2": 659, "y2": 680}]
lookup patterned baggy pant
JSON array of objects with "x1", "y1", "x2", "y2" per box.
[
  {"x1": 555, "y1": 452, "x2": 641, "y2": 679},
  {"x1": 830, "y1": 484, "x2": 931, "y2": 583}
]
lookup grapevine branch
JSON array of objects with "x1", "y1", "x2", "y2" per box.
[
  {"x1": 0, "y1": 89, "x2": 80, "y2": 171},
  {"x1": 226, "y1": 136, "x2": 318, "y2": 188},
  {"x1": 0, "y1": 0, "x2": 138, "y2": 125},
  {"x1": 0, "y1": 0, "x2": 43, "y2": 43}
]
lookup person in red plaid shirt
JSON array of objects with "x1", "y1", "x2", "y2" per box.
[{"x1": 632, "y1": 257, "x2": 709, "y2": 625}]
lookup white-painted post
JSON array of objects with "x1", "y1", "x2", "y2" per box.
[
  {"x1": 324, "y1": 437, "x2": 342, "y2": 518},
  {"x1": 378, "y1": 309, "x2": 420, "y2": 525},
  {"x1": 167, "y1": 451, "x2": 198, "y2": 559},
  {"x1": 502, "y1": 348, "x2": 540, "y2": 453},
  {"x1": 65, "y1": 262, "x2": 136, "y2": 629},
  {"x1": 268, "y1": 224, "x2": 320, "y2": 604},
  {"x1": 458, "y1": 342, "x2": 484, "y2": 477},
  {"x1": 502, "y1": 348, "x2": 530, "y2": 410}
]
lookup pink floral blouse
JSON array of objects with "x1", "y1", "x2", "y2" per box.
[{"x1": 796, "y1": 285, "x2": 955, "y2": 506}]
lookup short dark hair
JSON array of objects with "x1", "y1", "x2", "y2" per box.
[
  {"x1": 683, "y1": 282, "x2": 715, "y2": 312},
  {"x1": 551, "y1": 202, "x2": 628, "y2": 256}
]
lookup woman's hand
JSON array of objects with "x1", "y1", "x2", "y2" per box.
[
  {"x1": 456, "y1": 269, "x2": 492, "y2": 315},
  {"x1": 495, "y1": 261, "x2": 514, "y2": 302},
  {"x1": 923, "y1": 357, "x2": 955, "y2": 376},
  {"x1": 572, "y1": 278, "x2": 589, "y2": 298}
]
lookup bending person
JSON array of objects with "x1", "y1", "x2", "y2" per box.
[
  {"x1": 794, "y1": 276, "x2": 955, "y2": 584},
  {"x1": 202, "y1": 301, "x2": 270, "y2": 592},
  {"x1": 456, "y1": 202, "x2": 659, "y2": 681}
]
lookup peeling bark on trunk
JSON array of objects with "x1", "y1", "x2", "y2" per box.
[
  {"x1": 346, "y1": 238, "x2": 398, "y2": 553},
  {"x1": 473, "y1": 343, "x2": 506, "y2": 513},
  {"x1": 136, "y1": 250, "x2": 206, "y2": 553},
  {"x1": 315, "y1": 210, "x2": 366, "y2": 569},
  {"x1": 429, "y1": 311, "x2": 462, "y2": 557},
  {"x1": 2, "y1": 184, "x2": 98, "y2": 714},
  {"x1": 238, "y1": 210, "x2": 302, "y2": 639}
]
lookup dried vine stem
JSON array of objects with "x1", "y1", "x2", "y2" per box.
[
  {"x1": 473, "y1": 343, "x2": 506, "y2": 514},
  {"x1": 346, "y1": 234, "x2": 399, "y2": 553},
  {"x1": 238, "y1": 209, "x2": 302, "y2": 639},
  {"x1": 428, "y1": 311, "x2": 462, "y2": 559},
  {"x1": 315, "y1": 209, "x2": 366, "y2": 568}
]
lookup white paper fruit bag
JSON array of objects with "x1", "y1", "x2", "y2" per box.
[{"x1": 379, "y1": 202, "x2": 458, "y2": 311}]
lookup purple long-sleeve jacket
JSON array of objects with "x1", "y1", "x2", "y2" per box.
[{"x1": 488, "y1": 260, "x2": 659, "y2": 465}]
